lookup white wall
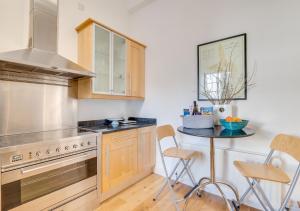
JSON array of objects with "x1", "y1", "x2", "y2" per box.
[
  {"x1": 0, "y1": 0, "x2": 29, "y2": 51},
  {"x1": 128, "y1": 0, "x2": 300, "y2": 208}
]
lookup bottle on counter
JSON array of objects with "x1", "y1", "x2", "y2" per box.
[{"x1": 192, "y1": 101, "x2": 200, "y2": 115}]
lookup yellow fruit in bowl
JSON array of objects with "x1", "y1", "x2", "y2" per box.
[
  {"x1": 225, "y1": 116, "x2": 242, "y2": 122},
  {"x1": 232, "y1": 117, "x2": 242, "y2": 122}
]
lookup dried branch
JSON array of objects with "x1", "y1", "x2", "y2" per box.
[{"x1": 199, "y1": 43, "x2": 256, "y2": 105}]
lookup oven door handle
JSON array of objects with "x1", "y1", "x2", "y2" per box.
[
  {"x1": 1, "y1": 150, "x2": 97, "y2": 185},
  {"x1": 21, "y1": 152, "x2": 95, "y2": 175}
]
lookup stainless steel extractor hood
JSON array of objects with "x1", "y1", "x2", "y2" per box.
[{"x1": 0, "y1": 0, "x2": 95, "y2": 86}]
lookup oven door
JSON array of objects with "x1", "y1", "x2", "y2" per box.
[{"x1": 1, "y1": 150, "x2": 97, "y2": 211}]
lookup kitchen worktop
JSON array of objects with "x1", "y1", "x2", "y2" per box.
[{"x1": 78, "y1": 117, "x2": 157, "y2": 134}]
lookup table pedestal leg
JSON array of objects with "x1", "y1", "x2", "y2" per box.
[
  {"x1": 210, "y1": 137, "x2": 216, "y2": 183},
  {"x1": 184, "y1": 138, "x2": 240, "y2": 211}
]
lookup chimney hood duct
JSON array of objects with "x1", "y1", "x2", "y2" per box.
[{"x1": 0, "y1": 0, "x2": 95, "y2": 86}]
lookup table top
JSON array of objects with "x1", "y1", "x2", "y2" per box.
[{"x1": 177, "y1": 126, "x2": 255, "y2": 138}]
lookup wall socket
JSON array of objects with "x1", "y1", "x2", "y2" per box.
[{"x1": 77, "y1": 2, "x2": 85, "y2": 11}]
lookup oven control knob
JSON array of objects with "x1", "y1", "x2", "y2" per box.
[
  {"x1": 80, "y1": 143, "x2": 84, "y2": 147},
  {"x1": 36, "y1": 151, "x2": 41, "y2": 157},
  {"x1": 87, "y1": 141, "x2": 91, "y2": 145},
  {"x1": 56, "y1": 147, "x2": 61, "y2": 153},
  {"x1": 46, "y1": 149, "x2": 51, "y2": 154},
  {"x1": 73, "y1": 144, "x2": 78, "y2": 149},
  {"x1": 65, "y1": 146, "x2": 69, "y2": 150}
]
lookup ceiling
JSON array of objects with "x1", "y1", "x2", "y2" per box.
[{"x1": 127, "y1": 0, "x2": 156, "y2": 13}]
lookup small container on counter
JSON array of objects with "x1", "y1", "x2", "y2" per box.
[
  {"x1": 182, "y1": 115, "x2": 214, "y2": 129},
  {"x1": 183, "y1": 108, "x2": 190, "y2": 116}
]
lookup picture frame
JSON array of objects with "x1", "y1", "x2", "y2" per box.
[{"x1": 197, "y1": 33, "x2": 247, "y2": 101}]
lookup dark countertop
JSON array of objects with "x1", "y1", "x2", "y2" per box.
[
  {"x1": 177, "y1": 125, "x2": 255, "y2": 138},
  {"x1": 78, "y1": 117, "x2": 157, "y2": 134}
]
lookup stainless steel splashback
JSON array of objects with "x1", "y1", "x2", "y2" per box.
[{"x1": 0, "y1": 81, "x2": 77, "y2": 136}]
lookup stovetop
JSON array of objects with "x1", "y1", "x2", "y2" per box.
[
  {"x1": 0, "y1": 128, "x2": 99, "y2": 169},
  {"x1": 0, "y1": 128, "x2": 95, "y2": 149}
]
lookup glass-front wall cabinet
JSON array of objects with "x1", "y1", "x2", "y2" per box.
[
  {"x1": 113, "y1": 34, "x2": 126, "y2": 94},
  {"x1": 93, "y1": 25, "x2": 126, "y2": 95}
]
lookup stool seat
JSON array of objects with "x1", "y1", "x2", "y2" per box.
[
  {"x1": 163, "y1": 147, "x2": 197, "y2": 160},
  {"x1": 234, "y1": 161, "x2": 290, "y2": 183}
]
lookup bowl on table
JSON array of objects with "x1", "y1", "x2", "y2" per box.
[{"x1": 220, "y1": 119, "x2": 249, "y2": 131}]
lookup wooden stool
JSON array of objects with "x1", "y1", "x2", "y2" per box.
[
  {"x1": 153, "y1": 125, "x2": 198, "y2": 211},
  {"x1": 234, "y1": 134, "x2": 300, "y2": 211}
]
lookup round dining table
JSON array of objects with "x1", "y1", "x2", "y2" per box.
[{"x1": 177, "y1": 125, "x2": 255, "y2": 210}]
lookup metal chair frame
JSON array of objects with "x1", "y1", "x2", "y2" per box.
[
  {"x1": 154, "y1": 134, "x2": 197, "y2": 211},
  {"x1": 238, "y1": 149, "x2": 300, "y2": 211}
]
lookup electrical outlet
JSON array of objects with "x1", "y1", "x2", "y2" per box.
[{"x1": 77, "y1": 2, "x2": 85, "y2": 11}]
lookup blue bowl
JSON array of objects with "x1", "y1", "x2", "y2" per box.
[{"x1": 220, "y1": 119, "x2": 249, "y2": 131}]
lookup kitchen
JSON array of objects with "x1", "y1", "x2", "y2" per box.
[{"x1": 0, "y1": 0, "x2": 300, "y2": 211}]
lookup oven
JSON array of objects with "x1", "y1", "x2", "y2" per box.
[{"x1": 0, "y1": 146, "x2": 100, "y2": 211}]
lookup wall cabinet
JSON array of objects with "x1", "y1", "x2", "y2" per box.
[
  {"x1": 101, "y1": 126, "x2": 156, "y2": 201},
  {"x1": 76, "y1": 19, "x2": 146, "y2": 100},
  {"x1": 127, "y1": 40, "x2": 145, "y2": 97}
]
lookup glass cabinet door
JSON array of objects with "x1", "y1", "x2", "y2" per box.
[
  {"x1": 112, "y1": 34, "x2": 126, "y2": 95},
  {"x1": 94, "y1": 25, "x2": 110, "y2": 94}
]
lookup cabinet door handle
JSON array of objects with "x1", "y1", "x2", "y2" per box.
[{"x1": 106, "y1": 144, "x2": 110, "y2": 177}]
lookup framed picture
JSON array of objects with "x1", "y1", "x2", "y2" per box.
[{"x1": 197, "y1": 33, "x2": 247, "y2": 101}]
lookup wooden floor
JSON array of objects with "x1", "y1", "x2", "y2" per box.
[{"x1": 96, "y1": 174, "x2": 259, "y2": 211}]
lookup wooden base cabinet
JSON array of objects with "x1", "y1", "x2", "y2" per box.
[
  {"x1": 101, "y1": 126, "x2": 156, "y2": 201},
  {"x1": 102, "y1": 130, "x2": 138, "y2": 193},
  {"x1": 138, "y1": 126, "x2": 156, "y2": 173}
]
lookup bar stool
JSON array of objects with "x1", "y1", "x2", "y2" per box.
[
  {"x1": 234, "y1": 134, "x2": 300, "y2": 211},
  {"x1": 153, "y1": 124, "x2": 198, "y2": 211}
]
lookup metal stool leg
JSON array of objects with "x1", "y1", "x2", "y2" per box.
[
  {"x1": 181, "y1": 159, "x2": 197, "y2": 186},
  {"x1": 153, "y1": 159, "x2": 181, "y2": 200},
  {"x1": 173, "y1": 159, "x2": 196, "y2": 188},
  {"x1": 279, "y1": 165, "x2": 300, "y2": 211},
  {"x1": 172, "y1": 164, "x2": 185, "y2": 187},
  {"x1": 161, "y1": 159, "x2": 181, "y2": 211},
  {"x1": 239, "y1": 179, "x2": 257, "y2": 203},
  {"x1": 246, "y1": 178, "x2": 268, "y2": 211},
  {"x1": 255, "y1": 181, "x2": 275, "y2": 211}
]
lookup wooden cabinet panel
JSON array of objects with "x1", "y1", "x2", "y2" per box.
[
  {"x1": 102, "y1": 130, "x2": 138, "y2": 193},
  {"x1": 127, "y1": 40, "x2": 145, "y2": 98},
  {"x1": 76, "y1": 19, "x2": 145, "y2": 100},
  {"x1": 100, "y1": 127, "x2": 155, "y2": 201},
  {"x1": 138, "y1": 126, "x2": 156, "y2": 172}
]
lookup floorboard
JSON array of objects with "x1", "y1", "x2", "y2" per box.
[{"x1": 96, "y1": 174, "x2": 259, "y2": 211}]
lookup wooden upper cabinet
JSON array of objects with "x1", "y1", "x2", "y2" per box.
[
  {"x1": 127, "y1": 40, "x2": 145, "y2": 98},
  {"x1": 76, "y1": 19, "x2": 146, "y2": 100}
]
